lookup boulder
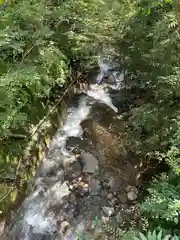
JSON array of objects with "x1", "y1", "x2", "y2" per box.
[{"x1": 80, "y1": 152, "x2": 99, "y2": 174}]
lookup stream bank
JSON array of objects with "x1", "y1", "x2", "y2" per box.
[{"x1": 6, "y1": 59, "x2": 146, "y2": 240}]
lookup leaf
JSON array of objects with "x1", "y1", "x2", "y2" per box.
[
  {"x1": 171, "y1": 236, "x2": 179, "y2": 240},
  {"x1": 152, "y1": 230, "x2": 157, "y2": 240},
  {"x1": 134, "y1": 237, "x2": 140, "y2": 240},
  {"x1": 157, "y1": 231, "x2": 163, "y2": 240},
  {"x1": 10, "y1": 189, "x2": 17, "y2": 203},
  {"x1": 139, "y1": 232, "x2": 147, "y2": 240},
  {"x1": 163, "y1": 235, "x2": 171, "y2": 240},
  {"x1": 147, "y1": 231, "x2": 152, "y2": 240}
]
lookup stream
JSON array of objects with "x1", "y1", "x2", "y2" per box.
[{"x1": 7, "y1": 59, "x2": 140, "y2": 239}]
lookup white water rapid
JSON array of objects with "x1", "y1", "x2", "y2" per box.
[{"x1": 8, "y1": 60, "x2": 125, "y2": 240}]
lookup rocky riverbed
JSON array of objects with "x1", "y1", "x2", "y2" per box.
[{"x1": 6, "y1": 60, "x2": 143, "y2": 240}]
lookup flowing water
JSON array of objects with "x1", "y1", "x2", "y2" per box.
[{"x1": 7, "y1": 59, "x2": 138, "y2": 240}]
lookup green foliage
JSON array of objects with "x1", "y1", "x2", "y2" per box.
[
  {"x1": 119, "y1": 0, "x2": 179, "y2": 156},
  {"x1": 166, "y1": 128, "x2": 180, "y2": 174},
  {"x1": 135, "y1": 230, "x2": 179, "y2": 240},
  {"x1": 0, "y1": 0, "x2": 123, "y2": 214},
  {"x1": 141, "y1": 174, "x2": 180, "y2": 229},
  {"x1": 111, "y1": 0, "x2": 180, "y2": 236}
]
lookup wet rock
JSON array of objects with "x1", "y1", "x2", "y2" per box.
[
  {"x1": 50, "y1": 182, "x2": 70, "y2": 203},
  {"x1": 127, "y1": 191, "x2": 138, "y2": 201},
  {"x1": 66, "y1": 161, "x2": 81, "y2": 180},
  {"x1": 126, "y1": 186, "x2": 138, "y2": 201},
  {"x1": 107, "y1": 193, "x2": 113, "y2": 200},
  {"x1": 102, "y1": 206, "x2": 115, "y2": 216},
  {"x1": 80, "y1": 152, "x2": 99, "y2": 174},
  {"x1": 60, "y1": 221, "x2": 70, "y2": 233},
  {"x1": 103, "y1": 176, "x2": 115, "y2": 189},
  {"x1": 89, "y1": 178, "x2": 101, "y2": 196}
]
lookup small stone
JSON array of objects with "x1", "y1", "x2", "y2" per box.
[
  {"x1": 107, "y1": 193, "x2": 113, "y2": 200},
  {"x1": 127, "y1": 190, "x2": 138, "y2": 201},
  {"x1": 102, "y1": 206, "x2": 115, "y2": 216},
  {"x1": 60, "y1": 221, "x2": 70, "y2": 233},
  {"x1": 110, "y1": 198, "x2": 118, "y2": 206},
  {"x1": 78, "y1": 176, "x2": 83, "y2": 181}
]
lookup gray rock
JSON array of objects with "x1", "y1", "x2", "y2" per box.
[
  {"x1": 107, "y1": 193, "x2": 113, "y2": 200},
  {"x1": 102, "y1": 206, "x2": 115, "y2": 216},
  {"x1": 127, "y1": 190, "x2": 138, "y2": 201},
  {"x1": 89, "y1": 178, "x2": 101, "y2": 195},
  {"x1": 81, "y1": 152, "x2": 99, "y2": 174},
  {"x1": 126, "y1": 186, "x2": 138, "y2": 201},
  {"x1": 103, "y1": 176, "x2": 115, "y2": 189},
  {"x1": 50, "y1": 182, "x2": 70, "y2": 203}
]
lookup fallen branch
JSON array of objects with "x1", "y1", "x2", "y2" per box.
[
  {"x1": 0, "y1": 177, "x2": 16, "y2": 184},
  {"x1": 9, "y1": 134, "x2": 27, "y2": 139}
]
